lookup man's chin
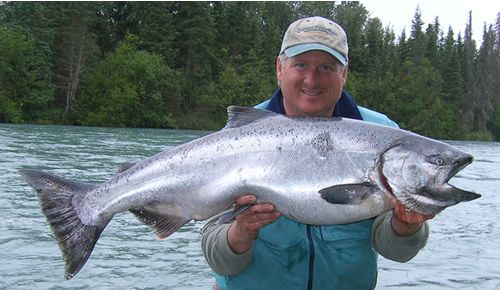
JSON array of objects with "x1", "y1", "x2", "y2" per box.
[{"x1": 298, "y1": 106, "x2": 332, "y2": 117}]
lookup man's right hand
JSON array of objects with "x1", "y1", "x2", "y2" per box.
[{"x1": 227, "y1": 194, "x2": 281, "y2": 254}]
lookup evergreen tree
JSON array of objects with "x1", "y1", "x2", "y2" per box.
[
  {"x1": 394, "y1": 59, "x2": 456, "y2": 138},
  {"x1": 295, "y1": 1, "x2": 334, "y2": 19},
  {"x1": 349, "y1": 17, "x2": 388, "y2": 112},
  {"x1": 490, "y1": 13, "x2": 500, "y2": 139},
  {"x1": 440, "y1": 28, "x2": 464, "y2": 103},
  {"x1": 94, "y1": 2, "x2": 139, "y2": 54},
  {"x1": 424, "y1": 17, "x2": 440, "y2": 66},
  {"x1": 213, "y1": 2, "x2": 262, "y2": 70},
  {"x1": 460, "y1": 11, "x2": 478, "y2": 134},
  {"x1": 398, "y1": 30, "x2": 410, "y2": 62},
  {"x1": 332, "y1": 2, "x2": 369, "y2": 73},
  {"x1": 364, "y1": 17, "x2": 385, "y2": 77},
  {"x1": 174, "y1": 2, "x2": 216, "y2": 112},
  {"x1": 439, "y1": 27, "x2": 465, "y2": 138},
  {"x1": 50, "y1": 2, "x2": 100, "y2": 123},
  {"x1": 259, "y1": 2, "x2": 295, "y2": 78},
  {"x1": 471, "y1": 24, "x2": 495, "y2": 133},
  {"x1": 408, "y1": 6, "x2": 427, "y2": 66},
  {"x1": 132, "y1": 2, "x2": 179, "y2": 67}
]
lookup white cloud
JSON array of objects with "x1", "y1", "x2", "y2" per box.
[{"x1": 360, "y1": 0, "x2": 500, "y2": 43}]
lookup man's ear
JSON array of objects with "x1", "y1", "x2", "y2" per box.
[
  {"x1": 342, "y1": 63, "x2": 349, "y2": 86},
  {"x1": 276, "y1": 56, "x2": 283, "y2": 85}
]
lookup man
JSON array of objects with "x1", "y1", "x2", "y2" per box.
[{"x1": 202, "y1": 16, "x2": 432, "y2": 290}]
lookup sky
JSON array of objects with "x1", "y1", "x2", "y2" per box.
[{"x1": 360, "y1": 0, "x2": 500, "y2": 44}]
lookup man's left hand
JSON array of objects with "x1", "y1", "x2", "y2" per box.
[{"x1": 391, "y1": 200, "x2": 435, "y2": 236}]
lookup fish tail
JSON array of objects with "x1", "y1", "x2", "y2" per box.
[{"x1": 19, "y1": 169, "x2": 105, "y2": 280}]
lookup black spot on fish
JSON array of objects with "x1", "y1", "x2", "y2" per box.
[{"x1": 310, "y1": 132, "x2": 334, "y2": 158}]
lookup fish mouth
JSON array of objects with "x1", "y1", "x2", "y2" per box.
[
  {"x1": 419, "y1": 153, "x2": 480, "y2": 214},
  {"x1": 445, "y1": 153, "x2": 474, "y2": 183}
]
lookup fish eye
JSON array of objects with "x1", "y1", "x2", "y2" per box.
[{"x1": 435, "y1": 157, "x2": 445, "y2": 165}]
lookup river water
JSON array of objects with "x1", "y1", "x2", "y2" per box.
[{"x1": 0, "y1": 124, "x2": 498, "y2": 289}]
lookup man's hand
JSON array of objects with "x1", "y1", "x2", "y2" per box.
[
  {"x1": 391, "y1": 199, "x2": 435, "y2": 236},
  {"x1": 227, "y1": 195, "x2": 281, "y2": 254}
]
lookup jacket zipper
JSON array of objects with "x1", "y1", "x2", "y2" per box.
[{"x1": 306, "y1": 225, "x2": 315, "y2": 290}]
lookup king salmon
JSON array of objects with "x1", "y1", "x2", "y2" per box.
[{"x1": 19, "y1": 106, "x2": 480, "y2": 279}]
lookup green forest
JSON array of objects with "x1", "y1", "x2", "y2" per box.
[{"x1": 1, "y1": 2, "x2": 499, "y2": 140}]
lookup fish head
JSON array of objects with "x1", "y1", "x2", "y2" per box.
[{"x1": 380, "y1": 135, "x2": 481, "y2": 215}]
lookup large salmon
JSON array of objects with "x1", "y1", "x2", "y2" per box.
[{"x1": 19, "y1": 106, "x2": 480, "y2": 279}]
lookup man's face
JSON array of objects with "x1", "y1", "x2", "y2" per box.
[{"x1": 277, "y1": 51, "x2": 348, "y2": 117}]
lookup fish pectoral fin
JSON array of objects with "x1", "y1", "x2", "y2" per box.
[
  {"x1": 130, "y1": 208, "x2": 191, "y2": 239},
  {"x1": 319, "y1": 182, "x2": 378, "y2": 205}
]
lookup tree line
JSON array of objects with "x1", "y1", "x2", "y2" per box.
[{"x1": 0, "y1": 1, "x2": 499, "y2": 140}]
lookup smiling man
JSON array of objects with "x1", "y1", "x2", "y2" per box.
[
  {"x1": 202, "y1": 16, "x2": 432, "y2": 290},
  {"x1": 277, "y1": 18, "x2": 349, "y2": 117},
  {"x1": 278, "y1": 51, "x2": 346, "y2": 117}
]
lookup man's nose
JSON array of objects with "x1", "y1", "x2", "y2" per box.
[{"x1": 303, "y1": 68, "x2": 319, "y2": 85}]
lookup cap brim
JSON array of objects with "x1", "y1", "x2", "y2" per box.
[{"x1": 284, "y1": 43, "x2": 347, "y2": 65}]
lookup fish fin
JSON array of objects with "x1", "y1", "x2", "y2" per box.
[
  {"x1": 215, "y1": 204, "x2": 253, "y2": 224},
  {"x1": 319, "y1": 182, "x2": 378, "y2": 205},
  {"x1": 18, "y1": 169, "x2": 106, "y2": 280},
  {"x1": 117, "y1": 162, "x2": 136, "y2": 173},
  {"x1": 224, "y1": 106, "x2": 279, "y2": 129},
  {"x1": 130, "y1": 208, "x2": 191, "y2": 239}
]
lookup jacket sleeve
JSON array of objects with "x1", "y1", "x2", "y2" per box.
[
  {"x1": 371, "y1": 211, "x2": 429, "y2": 262},
  {"x1": 358, "y1": 106, "x2": 400, "y2": 128},
  {"x1": 201, "y1": 217, "x2": 254, "y2": 275}
]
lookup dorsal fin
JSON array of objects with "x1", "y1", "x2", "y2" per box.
[
  {"x1": 224, "y1": 106, "x2": 279, "y2": 129},
  {"x1": 117, "y1": 162, "x2": 136, "y2": 173}
]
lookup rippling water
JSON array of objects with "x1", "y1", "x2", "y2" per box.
[{"x1": 1, "y1": 124, "x2": 498, "y2": 289}]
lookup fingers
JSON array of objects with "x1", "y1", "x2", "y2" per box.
[
  {"x1": 234, "y1": 194, "x2": 281, "y2": 224},
  {"x1": 390, "y1": 200, "x2": 434, "y2": 236},
  {"x1": 227, "y1": 195, "x2": 281, "y2": 254},
  {"x1": 236, "y1": 203, "x2": 281, "y2": 228},
  {"x1": 235, "y1": 194, "x2": 257, "y2": 207},
  {"x1": 233, "y1": 194, "x2": 281, "y2": 232}
]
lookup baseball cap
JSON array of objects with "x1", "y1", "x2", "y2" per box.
[{"x1": 280, "y1": 16, "x2": 349, "y2": 65}]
